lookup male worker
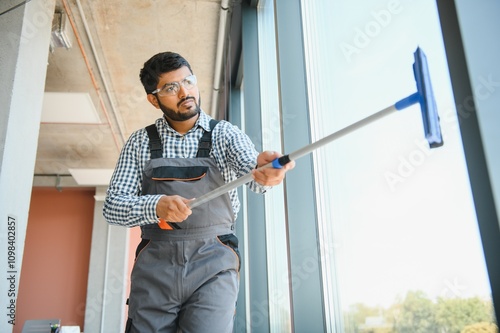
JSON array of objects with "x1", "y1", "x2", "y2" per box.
[{"x1": 103, "y1": 51, "x2": 294, "y2": 333}]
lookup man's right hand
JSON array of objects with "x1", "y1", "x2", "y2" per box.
[{"x1": 156, "y1": 195, "x2": 193, "y2": 222}]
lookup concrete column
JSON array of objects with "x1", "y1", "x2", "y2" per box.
[
  {"x1": 83, "y1": 187, "x2": 129, "y2": 333},
  {"x1": 0, "y1": 1, "x2": 55, "y2": 332}
]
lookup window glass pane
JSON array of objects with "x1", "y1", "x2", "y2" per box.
[{"x1": 301, "y1": 0, "x2": 496, "y2": 331}]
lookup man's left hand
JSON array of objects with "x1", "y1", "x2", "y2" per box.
[{"x1": 252, "y1": 151, "x2": 295, "y2": 186}]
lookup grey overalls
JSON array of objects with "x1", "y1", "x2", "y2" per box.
[{"x1": 126, "y1": 120, "x2": 240, "y2": 333}]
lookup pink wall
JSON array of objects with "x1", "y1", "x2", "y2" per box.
[{"x1": 15, "y1": 188, "x2": 95, "y2": 333}]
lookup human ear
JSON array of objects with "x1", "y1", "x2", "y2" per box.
[{"x1": 147, "y1": 94, "x2": 160, "y2": 109}]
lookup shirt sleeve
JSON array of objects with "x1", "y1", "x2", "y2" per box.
[
  {"x1": 223, "y1": 123, "x2": 270, "y2": 194},
  {"x1": 102, "y1": 131, "x2": 162, "y2": 227}
]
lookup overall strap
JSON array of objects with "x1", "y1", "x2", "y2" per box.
[
  {"x1": 145, "y1": 124, "x2": 162, "y2": 159},
  {"x1": 146, "y1": 119, "x2": 220, "y2": 159},
  {"x1": 196, "y1": 119, "x2": 219, "y2": 158}
]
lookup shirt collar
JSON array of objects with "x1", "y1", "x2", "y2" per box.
[
  {"x1": 196, "y1": 111, "x2": 212, "y2": 132},
  {"x1": 156, "y1": 110, "x2": 212, "y2": 134}
]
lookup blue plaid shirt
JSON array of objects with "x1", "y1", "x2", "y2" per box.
[{"x1": 103, "y1": 111, "x2": 268, "y2": 227}]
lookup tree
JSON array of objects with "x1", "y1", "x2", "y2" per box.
[
  {"x1": 345, "y1": 303, "x2": 383, "y2": 332},
  {"x1": 435, "y1": 297, "x2": 496, "y2": 333},
  {"x1": 393, "y1": 290, "x2": 439, "y2": 333},
  {"x1": 344, "y1": 291, "x2": 496, "y2": 333},
  {"x1": 461, "y1": 322, "x2": 499, "y2": 333}
]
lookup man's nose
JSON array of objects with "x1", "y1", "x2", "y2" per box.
[{"x1": 177, "y1": 84, "x2": 190, "y2": 98}]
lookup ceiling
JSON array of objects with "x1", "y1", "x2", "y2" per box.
[{"x1": 36, "y1": 0, "x2": 229, "y2": 184}]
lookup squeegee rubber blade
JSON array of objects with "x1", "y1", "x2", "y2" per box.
[{"x1": 413, "y1": 47, "x2": 444, "y2": 148}]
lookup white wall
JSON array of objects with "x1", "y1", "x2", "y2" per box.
[{"x1": 0, "y1": 1, "x2": 55, "y2": 332}]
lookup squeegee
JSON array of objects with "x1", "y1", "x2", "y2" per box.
[{"x1": 158, "y1": 47, "x2": 443, "y2": 229}]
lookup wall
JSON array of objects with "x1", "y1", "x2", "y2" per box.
[
  {"x1": 15, "y1": 188, "x2": 94, "y2": 333},
  {"x1": 0, "y1": 1, "x2": 55, "y2": 332}
]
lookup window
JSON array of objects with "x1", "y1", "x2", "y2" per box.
[{"x1": 300, "y1": 0, "x2": 495, "y2": 331}]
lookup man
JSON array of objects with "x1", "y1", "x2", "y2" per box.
[{"x1": 103, "y1": 51, "x2": 294, "y2": 333}]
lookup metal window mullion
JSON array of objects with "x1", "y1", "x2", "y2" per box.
[
  {"x1": 241, "y1": 3, "x2": 270, "y2": 333},
  {"x1": 257, "y1": 0, "x2": 292, "y2": 332}
]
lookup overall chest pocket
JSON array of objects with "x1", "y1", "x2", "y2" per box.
[{"x1": 151, "y1": 166, "x2": 208, "y2": 181}]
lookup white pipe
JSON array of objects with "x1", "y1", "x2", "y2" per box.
[{"x1": 211, "y1": 0, "x2": 231, "y2": 118}]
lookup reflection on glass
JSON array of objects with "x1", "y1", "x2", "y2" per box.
[{"x1": 300, "y1": 0, "x2": 496, "y2": 331}]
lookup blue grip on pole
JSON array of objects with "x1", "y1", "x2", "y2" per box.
[
  {"x1": 272, "y1": 158, "x2": 283, "y2": 169},
  {"x1": 271, "y1": 155, "x2": 291, "y2": 169}
]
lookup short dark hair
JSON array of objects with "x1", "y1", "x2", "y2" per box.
[{"x1": 139, "y1": 52, "x2": 193, "y2": 94}]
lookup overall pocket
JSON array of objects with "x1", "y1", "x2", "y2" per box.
[
  {"x1": 151, "y1": 166, "x2": 208, "y2": 181},
  {"x1": 217, "y1": 234, "x2": 241, "y2": 272},
  {"x1": 134, "y1": 239, "x2": 151, "y2": 260}
]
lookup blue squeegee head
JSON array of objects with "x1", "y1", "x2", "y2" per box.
[{"x1": 413, "y1": 47, "x2": 444, "y2": 148}]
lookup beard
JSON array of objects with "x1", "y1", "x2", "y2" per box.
[{"x1": 158, "y1": 95, "x2": 202, "y2": 122}]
